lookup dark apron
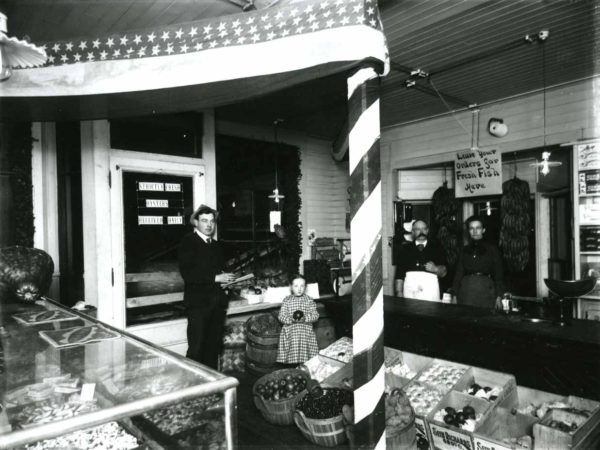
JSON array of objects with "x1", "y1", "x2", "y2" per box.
[{"x1": 458, "y1": 274, "x2": 495, "y2": 308}]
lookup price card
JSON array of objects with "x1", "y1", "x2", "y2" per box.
[{"x1": 80, "y1": 383, "x2": 96, "y2": 402}]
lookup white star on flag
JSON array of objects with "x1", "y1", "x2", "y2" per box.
[
  {"x1": 264, "y1": 23, "x2": 273, "y2": 31},
  {"x1": 175, "y1": 29, "x2": 184, "y2": 39},
  {"x1": 137, "y1": 47, "x2": 146, "y2": 57},
  {"x1": 219, "y1": 29, "x2": 228, "y2": 37},
  {"x1": 304, "y1": 5, "x2": 313, "y2": 14},
  {"x1": 237, "y1": 36, "x2": 246, "y2": 44},
  {"x1": 52, "y1": 43, "x2": 61, "y2": 52},
  {"x1": 281, "y1": 29, "x2": 290, "y2": 37},
  {"x1": 337, "y1": 6, "x2": 346, "y2": 15},
  {"x1": 323, "y1": 11, "x2": 331, "y2": 18},
  {"x1": 310, "y1": 22, "x2": 319, "y2": 31},
  {"x1": 92, "y1": 39, "x2": 101, "y2": 48},
  {"x1": 166, "y1": 44, "x2": 174, "y2": 54},
  {"x1": 120, "y1": 36, "x2": 128, "y2": 46},
  {"x1": 161, "y1": 31, "x2": 170, "y2": 41},
  {"x1": 217, "y1": 22, "x2": 227, "y2": 32},
  {"x1": 73, "y1": 53, "x2": 81, "y2": 61},
  {"x1": 180, "y1": 44, "x2": 188, "y2": 52},
  {"x1": 251, "y1": 34, "x2": 260, "y2": 43},
  {"x1": 232, "y1": 19, "x2": 241, "y2": 27},
  {"x1": 223, "y1": 39, "x2": 231, "y2": 46},
  {"x1": 367, "y1": 7, "x2": 375, "y2": 15},
  {"x1": 296, "y1": 26, "x2": 305, "y2": 33},
  {"x1": 261, "y1": 14, "x2": 270, "y2": 22},
  {"x1": 267, "y1": 32, "x2": 276, "y2": 40},
  {"x1": 320, "y1": 2, "x2": 329, "y2": 9},
  {"x1": 60, "y1": 54, "x2": 68, "y2": 62},
  {"x1": 48, "y1": 55, "x2": 55, "y2": 63},
  {"x1": 106, "y1": 37, "x2": 114, "y2": 47},
  {"x1": 234, "y1": 27, "x2": 243, "y2": 36},
  {"x1": 194, "y1": 42, "x2": 203, "y2": 50},
  {"x1": 147, "y1": 32, "x2": 156, "y2": 43},
  {"x1": 86, "y1": 52, "x2": 94, "y2": 61},
  {"x1": 353, "y1": 5, "x2": 361, "y2": 13},
  {"x1": 246, "y1": 17, "x2": 255, "y2": 25},
  {"x1": 289, "y1": 8, "x2": 298, "y2": 16},
  {"x1": 203, "y1": 24, "x2": 213, "y2": 34},
  {"x1": 113, "y1": 49, "x2": 121, "y2": 57},
  {"x1": 79, "y1": 41, "x2": 87, "y2": 50},
  {"x1": 152, "y1": 45, "x2": 160, "y2": 55},
  {"x1": 293, "y1": 17, "x2": 302, "y2": 25},
  {"x1": 65, "y1": 42, "x2": 73, "y2": 51},
  {"x1": 275, "y1": 11, "x2": 284, "y2": 20},
  {"x1": 133, "y1": 35, "x2": 142, "y2": 44},
  {"x1": 99, "y1": 50, "x2": 108, "y2": 60},
  {"x1": 249, "y1": 25, "x2": 258, "y2": 34},
  {"x1": 189, "y1": 27, "x2": 198, "y2": 37},
  {"x1": 307, "y1": 14, "x2": 317, "y2": 23},
  {"x1": 340, "y1": 16, "x2": 350, "y2": 25},
  {"x1": 326, "y1": 19, "x2": 335, "y2": 27},
  {"x1": 277, "y1": 21, "x2": 287, "y2": 29}
]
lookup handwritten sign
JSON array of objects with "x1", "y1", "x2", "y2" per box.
[{"x1": 454, "y1": 148, "x2": 502, "y2": 198}]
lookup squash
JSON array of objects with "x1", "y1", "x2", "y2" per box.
[{"x1": 0, "y1": 246, "x2": 54, "y2": 303}]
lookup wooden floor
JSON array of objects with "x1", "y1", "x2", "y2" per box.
[{"x1": 229, "y1": 370, "x2": 350, "y2": 450}]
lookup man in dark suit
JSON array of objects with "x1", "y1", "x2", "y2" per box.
[{"x1": 178, "y1": 205, "x2": 235, "y2": 369}]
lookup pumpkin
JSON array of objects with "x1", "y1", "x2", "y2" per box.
[{"x1": 0, "y1": 246, "x2": 54, "y2": 303}]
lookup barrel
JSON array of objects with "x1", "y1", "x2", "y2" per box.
[
  {"x1": 314, "y1": 304, "x2": 336, "y2": 350},
  {"x1": 245, "y1": 314, "x2": 280, "y2": 374}
]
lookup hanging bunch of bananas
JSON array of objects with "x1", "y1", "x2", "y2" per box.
[
  {"x1": 432, "y1": 183, "x2": 460, "y2": 265},
  {"x1": 499, "y1": 177, "x2": 530, "y2": 272}
]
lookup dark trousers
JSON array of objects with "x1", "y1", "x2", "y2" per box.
[{"x1": 186, "y1": 294, "x2": 227, "y2": 369}]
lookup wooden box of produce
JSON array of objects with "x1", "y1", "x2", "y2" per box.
[
  {"x1": 473, "y1": 407, "x2": 538, "y2": 450},
  {"x1": 427, "y1": 391, "x2": 494, "y2": 450},
  {"x1": 301, "y1": 354, "x2": 346, "y2": 383},
  {"x1": 318, "y1": 336, "x2": 353, "y2": 364},
  {"x1": 403, "y1": 380, "x2": 447, "y2": 450},
  {"x1": 533, "y1": 396, "x2": 600, "y2": 450},
  {"x1": 384, "y1": 349, "x2": 433, "y2": 390},
  {"x1": 452, "y1": 367, "x2": 516, "y2": 407},
  {"x1": 322, "y1": 360, "x2": 353, "y2": 389},
  {"x1": 414, "y1": 359, "x2": 470, "y2": 394}
]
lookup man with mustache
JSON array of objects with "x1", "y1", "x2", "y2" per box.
[{"x1": 394, "y1": 220, "x2": 447, "y2": 301}]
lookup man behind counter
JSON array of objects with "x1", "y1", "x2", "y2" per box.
[
  {"x1": 394, "y1": 220, "x2": 447, "y2": 301},
  {"x1": 178, "y1": 205, "x2": 235, "y2": 369}
]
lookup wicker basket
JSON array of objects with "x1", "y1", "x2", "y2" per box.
[
  {"x1": 252, "y1": 369, "x2": 309, "y2": 425},
  {"x1": 294, "y1": 409, "x2": 347, "y2": 447}
]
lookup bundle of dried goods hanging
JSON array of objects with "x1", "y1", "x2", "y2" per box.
[
  {"x1": 499, "y1": 177, "x2": 530, "y2": 272},
  {"x1": 431, "y1": 184, "x2": 460, "y2": 266}
]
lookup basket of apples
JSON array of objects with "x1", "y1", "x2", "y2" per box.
[{"x1": 253, "y1": 368, "x2": 309, "y2": 425}]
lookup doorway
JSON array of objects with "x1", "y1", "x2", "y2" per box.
[{"x1": 109, "y1": 152, "x2": 206, "y2": 329}]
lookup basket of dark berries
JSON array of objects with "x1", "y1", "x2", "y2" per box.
[
  {"x1": 253, "y1": 368, "x2": 309, "y2": 425},
  {"x1": 294, "y1": 381, "x2": 353, "y2": 447}
]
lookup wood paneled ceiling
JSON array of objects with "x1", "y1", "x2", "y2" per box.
[{"x1": 2, "y1": 0, "x2": 598, "y2": 139}]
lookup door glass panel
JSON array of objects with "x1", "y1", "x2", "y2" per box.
[{"x1": 122, "y1": 171, "x2": 194, "y2": 326}]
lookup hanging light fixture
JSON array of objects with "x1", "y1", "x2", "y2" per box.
[
  {"x1": 268, "y1": 119, "x2": 285, "y2": 204},
  {"x1": 530, "y1": 30, "x2": 561, "y2": 176},
  {"x1": 0, "y1": 12, "x2": 47, "y2": 81}
]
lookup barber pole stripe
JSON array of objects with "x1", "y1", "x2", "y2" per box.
[{"x1": 348, "y1": 65, "x2": 385, "y2": 449}]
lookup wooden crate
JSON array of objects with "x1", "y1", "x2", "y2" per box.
[
  {"x1": 533, "y1": 396, "x2": 600, "y2": 450},
  {"x1": 384, "y1": 349, "x2": 433, "y2": 391},
  {"x1": 414, "y1": 359, "x2": 470, "y2": 394},
  {"x1": 301, "y1": 354, "x2": 345, "y2": 383},
  {"x1": 427, "y1": 391, "x2": 494, "y2": 450},
  {"x1": 452, "y1": 366, "x2": 516, "y2": 407},
  {"x1": 403, "y1": 380, "x2": 448, "y2": 450},
  {"x1": 498, "y1": 386, "x2": 565, "y2": 417},
  {"x1": 322, "y1": 361, "x2": 353, "y2": 389},
  {"x1": 473, "y1": 407, "x2": 538, "y2": 450}
]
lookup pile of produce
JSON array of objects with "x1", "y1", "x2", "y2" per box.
[
  {"x1": 0, "y1": 246, "x2": 54, "y2": 303},
  {"x1": 246, "y1": 314, "x2": 281, "y2": 336},
  {"x1": 404, "y1": 383, "x2": 444, "y2": 416},
  {"x1": 501, "y1": 435, "x2": 533, "y2": 449},
  {"x1": 431, "y1": 184, "x2": 460, "y2": 266},
  {"x1": 464, "y1": 383, "x2": 501, "y2": 401},
  {"x1": 385, "y1": 388, "x2": 414, "y2": 430},
  {"x1": 416, "y1": 363, "x2": 466, "y2": 392},
  {"x1": 433, "y1": 405, "x2": 481, "y2": 432},
  {"x1": 499, "y1": 177, "x2": 530, "y2": 272},
  {"x1": 255, "y1": 373, "x2": 307, "y2": 401},
  {"x1": 296, "y1": 387, "x2": 353, "y2": 419},
  {"x1": 516, "y1": 401, "x2": 594, "y2": 419},
  {"x1": 301, "y1": 358, "x2": 341, "y2": 382},
  {"x1": 142, "y1": 395, "x2": 221, "y2": 435},
  {"x1": 24, "y1": 421, "x2": 139, "y2": 450},
  {"x1": 548, "y1": 419, "x2": 579, "y2": 433},
  {"x1": 385, "y1": 361, "x2": 417, "y2": 379}
]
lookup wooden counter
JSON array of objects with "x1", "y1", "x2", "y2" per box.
[{"x1": 322, "y1": 295, "x2": 600, "y2": 401}]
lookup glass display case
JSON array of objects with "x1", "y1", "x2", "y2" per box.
[
  {"x1": 573, "y1": 141, "x2": 600, "y2": 320},
  {"x1": 0, "y1": 297, "x2": 238, "y2": 449}
]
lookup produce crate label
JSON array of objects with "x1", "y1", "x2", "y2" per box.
[
  {"x1": 414, "y1": 416, "x2": 432, "y2": 447},
  {"x1": 473, "y1": 437, "x2": 512, "y2": 450},
  {"x1": 145, "y1": 199, "x2": 169, "y2": 208},
  {"x1": 430, "y1": 423, "x2": 474, "y2": 450},
  {"x1": 138, "y1": 182, "x2": 164, "y2": 191}
]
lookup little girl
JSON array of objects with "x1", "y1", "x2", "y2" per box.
[{"x1": 276, "y1": 275, "x2": 319, "y2": 365}]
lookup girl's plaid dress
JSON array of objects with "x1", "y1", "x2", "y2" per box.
[{"x1": 276, "y1": 294, "x2": 319, "y2": 364}]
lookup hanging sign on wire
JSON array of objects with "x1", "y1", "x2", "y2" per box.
[{"x1": 454, "y1": 148, "x2": 503, "y2": 198}]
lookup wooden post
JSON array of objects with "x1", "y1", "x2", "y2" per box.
[{"x1": 347, "y1": 66, "x2": 385, "y2": 449}]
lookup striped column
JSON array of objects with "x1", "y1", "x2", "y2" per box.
[{"x1": 347, "y1": 66, "x2": 385, "y2": 450}]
